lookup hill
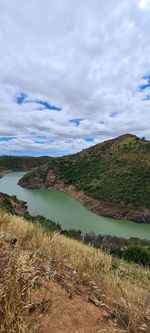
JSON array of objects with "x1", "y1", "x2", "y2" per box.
[
  {"x1": 0, "y1": 156, "x2": 51, "y2": 178},
  {"x1": 0, "y1": 209, "x2": 150, "y2": 333},
  {"x1": 19, "y1": 134, "x2": 150, "y2": 223}
]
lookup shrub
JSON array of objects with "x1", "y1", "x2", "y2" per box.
[
  {"x1": 109, "y1": 245, "x2": 123, "y2": 258},
  {"x1": 123, "y1": 245, "x2": 150, "y2": 266}
]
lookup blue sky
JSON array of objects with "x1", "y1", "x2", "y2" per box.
[
  {"x1": 0, "y1": 137, "x2": 14, "y2": 142},
  {"x1": 0, "y1": 0, "x2": 150, "y2": 156}
]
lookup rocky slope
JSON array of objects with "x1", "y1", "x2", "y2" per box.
[
  {"x1": 0, "y1": 169, "x2": 11, "y2": 179},
  {"x1": 0, "y1": 192, "x2": 27, "y2": 215},
  {"x1": 19, "y1": 134, "x2": 150, "y2": 223}
]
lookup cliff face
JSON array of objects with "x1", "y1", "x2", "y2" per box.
[{"x1": 19, "y1": 134, "x2": 150, "y2": 223}]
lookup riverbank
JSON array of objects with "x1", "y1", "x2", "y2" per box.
[
  {"x1": 50, "y1": 182, "x2": 150, "y2": 224},
  {"x1": 2, "y1": 171, "x2": 150, "y2": 239},
  {"x1": 19, "y1": 170, "x2": 150, "y2": 224},
  {"x1": 1, "y1": 186, "x2": 150, "y2": 246},
  {"x1": 0, "y1": 192, "x2": 27, "y2": 215},
  {"x1": 1, "y1": 189, "x2": 150, "y2": 266},
  {"x1": 0, "y1": 169, "x2": 12, "y2": 178}
]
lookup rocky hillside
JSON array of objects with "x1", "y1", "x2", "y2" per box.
[
  {"x1": 0, "y1": 192, "x2": 27, "y2": 215},
  {"x1": 19, "y1": 134, "x2": 150, "y2": 223}
]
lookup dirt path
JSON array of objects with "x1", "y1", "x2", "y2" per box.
[{"x1": 31, "y1": 280, "x2": 126, "y2": 333}]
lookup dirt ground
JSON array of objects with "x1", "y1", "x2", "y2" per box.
[{"x1": 31, "y1": 280, "x2": 126, "y2": 333}]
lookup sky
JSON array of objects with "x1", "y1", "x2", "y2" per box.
[{"x1": 0, "y1": 0, "x2": 150, "y2": 156}]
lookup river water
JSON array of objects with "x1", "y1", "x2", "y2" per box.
[{"x1": 0, "y1": 171, "x2": 150, "y2": 240}]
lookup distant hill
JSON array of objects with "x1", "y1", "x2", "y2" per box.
[
  {"x1": 19, "y1": 134, "x2": 150, "y2": 223},
  {"x1": 0, "y1": 156, "x2": 51, "y2": 177}
]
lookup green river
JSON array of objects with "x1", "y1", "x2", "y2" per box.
[{"x1": 0, "y1": 171, "x2": 150, "y2": 240}]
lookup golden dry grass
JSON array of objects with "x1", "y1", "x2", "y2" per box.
[{"x1": 0, "y1": 210, "x2": 150, "y2": 333}]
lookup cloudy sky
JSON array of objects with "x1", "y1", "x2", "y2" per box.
[{"x1": 0, "y1": 0, "x2": 150, "y2": 156}]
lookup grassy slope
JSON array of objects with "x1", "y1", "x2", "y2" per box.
[
  {"x1": 0, "y1": 210, "x2": 150, "y2": 333},
  {"x1": 19, "y1": 134, "x2": 150, "y2": 220}
]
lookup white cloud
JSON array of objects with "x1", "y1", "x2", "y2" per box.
[
  {"x1": 0, "y1": 0, "x2": 150, "y2": 155},
  {"x1": 139, "y1": 0, "x2": 150, "y2": 8}
]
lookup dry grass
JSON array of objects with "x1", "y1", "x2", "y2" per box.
[{"x1": 0, "y1": 210, "x2": 150, "y2": 333}]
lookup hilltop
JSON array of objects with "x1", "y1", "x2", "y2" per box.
[
  {"x1": 0, "y1": 209, "x2": 150, "y2": 333},
  {"x1": 19, "y1": 134, "x2": 150, "y2": 223}
]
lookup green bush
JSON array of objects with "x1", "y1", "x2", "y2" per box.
[
  {"x1": 109, "y1": 245, "x2": 123, "y2": 258},
  {"x1": 123, "y1": 245, "x2": 150, "y2": 266}
]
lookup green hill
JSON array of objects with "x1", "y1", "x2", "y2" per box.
[
  {"x1": 0, "y1": 155, "x2": 51, "y2": 177},
  {"x1": 19, "y1": 134, "x2": 150, "y2": 223}
]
